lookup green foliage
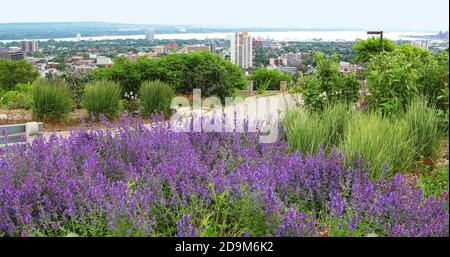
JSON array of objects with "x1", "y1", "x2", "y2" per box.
[
  {"x1": 340, "y1": 73, "x2": 361, "y2": 104},
  {"x1": 404, "y1": 97, "x2": 441, "y2": 161},
  {"x1": 340, "y1": 112, "x2": 415, "y2": 179},
  {"x1": 138, "y1": 80, "x2": 175, "y2": 117},
  {"x1": 291, "y1": 75, "x2": 324, "y2": 109},
  {"x1": 248, "y1": 67, "x2": 292, "y2": 91},
  {"x1": 285, "y1": 99, "x2": 443, "y2": 180},
  {"x1": 256, "y1": 80, "x2": 270, "y2": 95},
  {"x1": 418, "y1": 162, "x2": 449, "y2": 199},
  {"x1": 353, "y1": 36, "x2": 396, "y2": 64},
  {"x1": 290, "y1": 52, "x2": 360, "y2": 111},
  {"x1": 284, "y1": 110, "x2": 325, "y2": 154},
  {"x1": 254, "y1": 45, "x2": 268, "y2": 67},
  {"x1": 283, "y1": 104, "x2": 352, "y2": 155},
  {"x1": 61, "y1": 72, "x2": 92, "y2": 108},
  {"x1": 0, "y1": 83, "x2": 33, "y2": 109},
  {"x1": 366, "y1": 47, "x2": 449, "y2": 117},
  {"x1": 93, "y1": 52, "x2": 246, "y2": 100},
  {"x1": 366, "y1": 51, "x2": 418, "y2": 115},
  {"x1": 0, "y1": 59, "x2": 39, "y2": 90},
  {"x1": 82, "y1": 80, "x2": 123, "y2": 120},
  {"x1": 31, "y1": 79, "x2": 73, "y2": 122}
]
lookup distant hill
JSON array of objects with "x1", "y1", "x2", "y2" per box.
[
  {"x1": 0, "y1": 21, "x2": 361, "y2": 41},
  {"x1": 0, "y1": 22, "x2": 161, "y2": 40}
]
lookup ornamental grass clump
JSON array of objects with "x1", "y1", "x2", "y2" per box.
[
  {"x1": 340, "y1": 112, "x2": 415, "y2": 179},
  {"x1": 283, "y1": 103, "x2": 351, "y2": 154},
  {"x1": 138, "y1": 80, "x2": 175, "y2": 118},
  {"x1": 0, "y1": 115, "x2": 447, "y2": 237},
  {"x1": 82, "y1": 80, "x2": 123, "y2": 120},
  {"x1": 403, "y1": 97, "x2": 441, "y2": 161},
  {"x1": 31, "y1": 79, "x2": 73, "y2": 122}
]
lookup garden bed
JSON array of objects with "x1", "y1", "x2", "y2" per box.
[{"x1": 0, "y1": 116, "x2": 448, "y2": 237}]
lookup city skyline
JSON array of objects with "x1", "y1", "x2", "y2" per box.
[{"x1": 0, "y1": 0, "x2": 448, "y2": 31}]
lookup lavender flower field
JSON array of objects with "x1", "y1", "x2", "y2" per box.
[{"x1": 0, "y1": 116, "x2": 448, "y2": 237}]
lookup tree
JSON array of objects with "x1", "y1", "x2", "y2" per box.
[
  {"x1": 249, "y1": 68, "x2": 293, "y2": 91},
  {"x1": 290, "y1": 52, "x2": 361, "y2": 111},
  {"x1": 254, "y1": 45, "x2": 267, "y2": 67},
  {"x1": 93, "y1": 52, "x2": 246, "y2": 100},
  {"x1": 353, "y1": 37, "x2": 396, "y2": 64},
  {"x1": 0, "y1": 60, "x2": 39, "y2": 90},
  {"x1": 313, "y1": 52, "x2": 341, "y2": 93},
  {"x1": 366, "y1": 51, "x2": 418, "y2": 115},
  {"x1": 31, "y1": 51, "x2": 44, "y2": 58}
]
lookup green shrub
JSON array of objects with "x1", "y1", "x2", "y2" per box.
[
  {"x1": 93, "y1": 52, "x2": 246, "y2": 100},
  {"x1": 340, "y1": 113, "x2": 415, "y2": 179},
  {"x1": 82, "y1": 80, "x2": 123, "y2": 120},
  {"x1": 138, "y1": 80, "x2": 175, "y2": 117},
  {"x1": 31, "y1": 79, "x2": 73, "y2": 122},
  {"x1": 0, "y1": 59, "x2": 39, "y2": 90},
  {"x1": 404, "y1": 97, "x2": 441, "y2": 161},
  {"x1": 290, "y1": 53, "x2": 360, "y2": 111},
  {"x1": 249, "y1": 67, "x2": 292, "y2": 91},
  {"x1": 418, "y1": 162, "x2": 449, "y2": 198},
  {"x1": 61, "y1": 72, "x2": 91, "y2": 108},
  {"x1": 0, "y1": 83, "x2": 33, "y2": 109}
]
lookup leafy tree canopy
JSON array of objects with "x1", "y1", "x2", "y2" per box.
[
  {"x1": 353, "y1": 36, "x2": 396, "y2": 64},
  {"x1": 93, "y1": 51, "x2": 246, "y2": 99},
  {"x1": 0, "y1": 59, "x2": 39, "y2": 90},
  {"x1": 248, "y1": 67, "x2": 293, "y2": 91}
]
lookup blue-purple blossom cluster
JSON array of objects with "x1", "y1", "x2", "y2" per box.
[{"x1": 0, "y1": 116, "x2": 448, "y2": 237}]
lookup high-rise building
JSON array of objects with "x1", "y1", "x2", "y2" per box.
[
  {"x1": 76, "y1": 33, "x2": 82, "y2": 42},
  {"x1": 230, "y1": 32, "x2": 253, "y2": 69},
  {"x1": 145, "y1": 30, "x2": 155, "y2": 41},
  {"x1": 20, "y1": 40, "x2": 39, "y2": 53}
]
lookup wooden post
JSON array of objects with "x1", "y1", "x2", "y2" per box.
[
  {"x1": 247, "y1": 80, "x2": 254, "y2": 96},
  {"x1": 280, "y1": 81, "x2": 288, "y2": 92}
]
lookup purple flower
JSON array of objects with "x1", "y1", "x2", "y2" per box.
[{"x1": 176, "y1": 214, "x2": 197, "y2": 237}]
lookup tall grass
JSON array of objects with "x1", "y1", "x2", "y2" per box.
[
  {"x1": 138, "y1": 80, "x2": 175, "y2": 117},
  {"x1": 320, "y1": 103, "x2": 352, "y2": 148},
  {"x1": 283, "y1": 103, "x2": 352, "y2": 154},
  {"x1": 340, "y1": 112, "x2": 415, "y2": 179},
  {"x1": 284, "y1": 109, "x2": 324, "y2": 154},
  {"x1": 404, "y1": 97, "x2": 441, "y2": 161},
  {"x1": 82, "y1": 80, "x2": 122, "y2": 120},
  {"x1": 32, "y1": 79, "x2": 73, "y2": 122}
]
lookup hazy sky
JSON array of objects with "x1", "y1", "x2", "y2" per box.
[{"x1": 0, "y1": 0, "x2": 448, "y2": 31}]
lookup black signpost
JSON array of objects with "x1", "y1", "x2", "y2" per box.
[{"x1": 367, "y1": 31, "x2": 384, "y2": 52}]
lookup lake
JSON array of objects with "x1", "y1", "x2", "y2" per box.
[{"x1": 0, "y1": 31, "x2": 437, "y2": 43}]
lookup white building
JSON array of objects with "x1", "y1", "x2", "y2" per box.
[
  {"x1": 230, "y1": 32, "x2": 253, "y2": 69},
  {"x1": 412, "y1": 41, "x2": 429, "y2": 50},
  {"x1": 76, "y1": 33, "x2": 82, "y2": 42},
  {"x1": 96, "y1": 56, "x2": 112, "y2": 66},
  {"x1": 145, "y1": 30, "x2": 155, "y2": 41}
]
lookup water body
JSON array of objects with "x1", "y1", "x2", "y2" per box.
[{"x1": 0, "y1": 31, "x2": 437, "y2": 43}]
